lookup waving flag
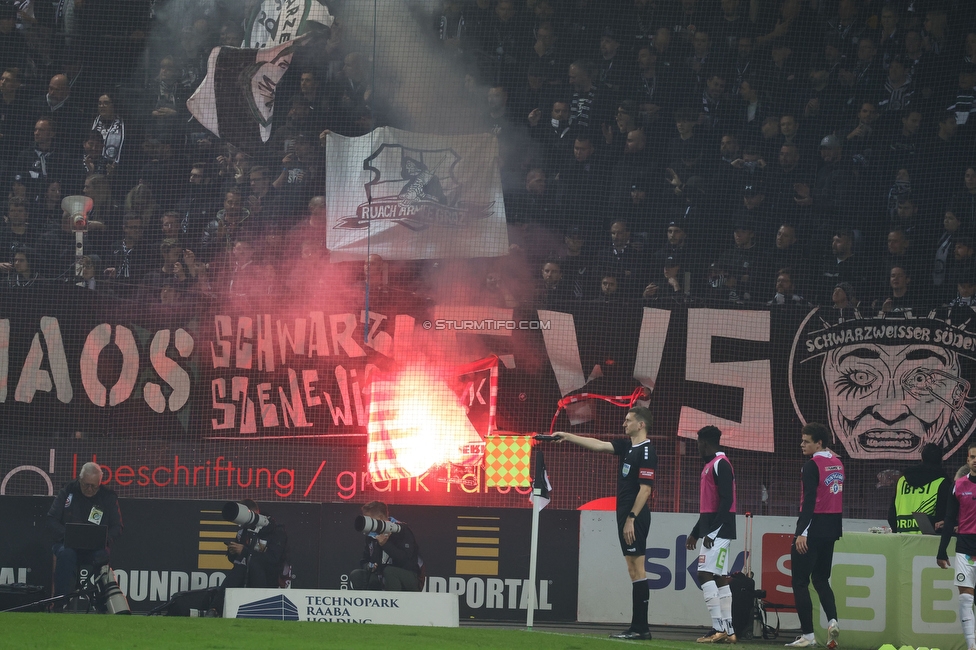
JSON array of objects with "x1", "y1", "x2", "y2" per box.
[
  {"x1": 187, "y1": 0, "x2": 333, "y2": 153},
  {"x1": 245, "y1": 0, "x2": 334, "y2": 49},
  {"x1": 186, "y1": 40, "x2": 299, "y2": 152},
  {"x1": 325, "y1": 128, "x2": 509, "y2": 261},
  {"x1": 532, "y1": 449, "x2": 552, "y2": 510}
]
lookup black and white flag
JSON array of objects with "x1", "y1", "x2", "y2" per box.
[
  {"x1": 532, "y1": 448, "x2": 552, "y2": 510},
  {"x1": 187, "y1": 1, "x2": 332, "y2": 152},
  {"x1": 186, "y1": 40, "x2": 298, "y2": 151},
  {"x1": 245, "y1": 0, "x2": 334, "y2": 49},
  {"x1": 325, "y1": 128, "x2": 509, "y2": 260}
]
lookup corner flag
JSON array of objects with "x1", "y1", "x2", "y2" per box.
[{"x1": 532, "y1": 449, "x2": 552, "y2": 510}]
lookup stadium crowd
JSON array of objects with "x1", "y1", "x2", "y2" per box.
[{"x1": 1, "y1": 0, "x2": 975, "y2": 322}]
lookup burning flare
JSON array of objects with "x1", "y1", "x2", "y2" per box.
[{"x1": 367, "y1": 363, "x2": 483, "y2": 480}]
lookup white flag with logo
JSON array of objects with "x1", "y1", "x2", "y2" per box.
[{"x1": 325, "y1": 127, "x2": 509, "y2": 261}]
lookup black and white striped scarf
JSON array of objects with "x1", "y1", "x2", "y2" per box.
[
  {"x1": 879, "y1": 76, "x2": 914, "y2": 112},
  {"x1": 570, "y1": 87, "x2": 597, "y2": 128},
  {"x1": 949, "y1": 90, "x2": 975, "y2": 125},
  {"x1": 92, "y1": 116, "x2": 124, "y2": 163}
]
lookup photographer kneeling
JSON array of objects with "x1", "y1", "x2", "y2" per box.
[
  {"x1": 351, "y1": 501, "x2": 424, "y2": 592},
  {"x1": 223, "y1": 500, "x2": 288, "y2": 589}
]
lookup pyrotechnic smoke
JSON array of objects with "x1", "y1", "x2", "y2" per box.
[
  {"x1": 142, "y1": 1, "x2": 566, "y2": 443},
  {"x1": 337, "y1": 0, "x2": 484, "y2": 134}
]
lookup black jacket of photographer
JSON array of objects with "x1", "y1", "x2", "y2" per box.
[
  {"x1": 47, "y1": 479, "x2": 123, "y2": 550},
  {"x1": 359, "y1": 521, "x2": 421, "y2": 576},
  {"x1": 228, "y1": 516, "x2": 288, "y2": 579}
]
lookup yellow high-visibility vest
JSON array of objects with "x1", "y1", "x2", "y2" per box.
[{"x1": 893, "y1": 474, "x2": 945, "y2": 533}]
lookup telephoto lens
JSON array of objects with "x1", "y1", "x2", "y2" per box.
[
  {"x1": 354, "y1": 515, "x2": 402, "y2": 536},
  {"x1": 222, "y1": 502, "x2": 269, "y2": 530},
  {"x1": 95, "y1": 566, "x2": 131, "y2": 614}
]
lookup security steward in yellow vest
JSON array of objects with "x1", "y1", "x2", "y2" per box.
[{"x1": 888, "y1": 443, "x2": 950, "y2": 534}]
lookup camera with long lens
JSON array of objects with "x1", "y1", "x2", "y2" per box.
[
  {"x1": 78, "y1": 564, "x2": 131, "y2": 614},
  {"x1": 354, "y1": 515, "x2": 401, "y2": 536},
  {"x1": 222, "y1": 502, "x2": 270, "y2": 532}
]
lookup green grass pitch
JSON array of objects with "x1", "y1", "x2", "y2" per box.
[{"x1": 0, "y1": 614, "x2": 784, "y2": 649}]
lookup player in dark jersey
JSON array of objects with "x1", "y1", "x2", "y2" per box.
[
  {"x1": 555, "y1": 406, "x2": 658, "y2": 640},
  {"x1": 787, "y1": 422, "x2": 844, "y2": 649},
  {"x1": 937, "y1": 440, "x2": 976, "y2": 650},
  {"x1": 686, "y1": 425, "x2": 738, "y2": 644}
]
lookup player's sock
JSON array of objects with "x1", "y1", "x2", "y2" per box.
[
  {"x1": 961, "y1": 592, "x2": 975, "y2": 648},
  {"x1": 702, "y1": 580, "x2": 723, "y2": 632},
  {"x1": 632, "y1": 579, "x2": 650, "y2": 632},
  {"x1": 718, "y1": 583, "x2": 735, "y2": 636}
]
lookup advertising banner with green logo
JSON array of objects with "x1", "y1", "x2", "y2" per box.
[{"x1": 819, "y1": 532, "x2": 963, "y2": 650}]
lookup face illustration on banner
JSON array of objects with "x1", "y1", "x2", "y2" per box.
[
  {"x1": 791, "y1": 312, "x2": 976, "y2": 461},
  {"x1": 821, "y1": 342, "x2": 970, "y2": 458}
]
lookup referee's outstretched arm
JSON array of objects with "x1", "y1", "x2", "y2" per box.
[{"x1": 553, "y1": 432, "x2": 614, "y2": 453}]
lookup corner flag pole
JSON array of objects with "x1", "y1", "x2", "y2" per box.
[
  {"x1": 526, "y1": 447, "x2": 551, "y2": 628},
  {"x1": 526, "y1": 487, "x2": 542, "y2": 628}
]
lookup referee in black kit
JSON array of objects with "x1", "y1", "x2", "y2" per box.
[{"x1": 555, "y1": 406, "x2": 658, "y2": 640}]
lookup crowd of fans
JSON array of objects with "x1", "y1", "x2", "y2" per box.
[
  {"x1": 0, "y1": 0, "x2": 350, "y2": 308},
  {"x1": 1, "y1": 0, "x2": 976, "y2": 324},
  {"x1": 439, "y1": 0, "x2": 976, "y2": 317}
]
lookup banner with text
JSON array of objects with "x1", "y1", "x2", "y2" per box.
[{"x1": 3, "y1": 287, "x2": 974, "y2": 517}]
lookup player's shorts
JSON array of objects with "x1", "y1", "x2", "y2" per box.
[
  {"x1": 697, "y1": 537, "x2": 733, "y2": 576},
  {"x1": 617, "y1": 509, "x2": 651, "y2": 556},
  {"x1": 955, "y1": 553, "x2": 976, "y2": 589}
]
